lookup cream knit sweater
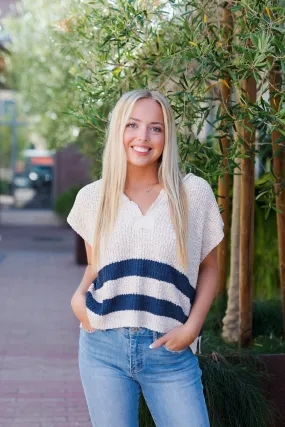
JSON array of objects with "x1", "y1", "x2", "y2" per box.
[{"x1": 67, "y1": 173, "x2": 224, "y2": 354}]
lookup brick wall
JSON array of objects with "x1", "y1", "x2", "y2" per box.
[{"x1": 54, "y1": 143, "x2": 92, "y2": 202}]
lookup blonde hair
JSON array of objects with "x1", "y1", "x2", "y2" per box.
[{"x1": 91, "y1": 89, "x2": 189, "y2": 275}]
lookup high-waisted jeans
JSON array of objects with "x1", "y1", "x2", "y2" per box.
[{"x1": 78, "y1": 326, "x2": 210, "y2": 427}]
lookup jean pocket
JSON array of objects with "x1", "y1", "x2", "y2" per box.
[
  {"x1": 80, "y1": 324, "x2": 97, "y2": 334},
  {"x1": 162, "y1": 344, "x2": 189, "y2": 354},
  {"x1": 84, "y1": 329, "x2": 97, "y2": 334}
]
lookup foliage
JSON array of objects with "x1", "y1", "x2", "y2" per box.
[
  {"x1": 54, "y1": 185, "x2": 81, "y2": 219},
  {"x1": 203, "y1": 295, "x2": 285, "y2": 354},
  {"x1": 201, "y1": 351, "x2": 278, "y2": 427},
  {"x1": 252, "y1": 298, "x2": 283, "y2": 338},
  {"x1": 3, "y1": 1, "x2": 285, "y2": 206},
  {"x1": 202, "y1": 327, "x2": 285, "y2": 355},
  {"x1": 0, "y1": 124, "x2": 30, "y2": 167},
  {"x1": 254, "y1": 200, "x2": 280, "y2": 299},
  {"x1": 2, "y1": 0, "x2": 90, "y2": 148},
  {"x1": 204, "y1": 292, "x2": 228, "y2": 334},
  {"x1": 61, "y1": 0, "x2": 285, "y2": 193},
  {"x1": 0, "y1": 179, "x2": 11, "y2": 194}
]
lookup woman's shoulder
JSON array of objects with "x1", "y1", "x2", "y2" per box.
[
  {"x1": 182, "y1": 172, "x2": 213, "y2": 196},
  {"x1": 76, "y1": 178, "x2": 102, "y2": 200}
]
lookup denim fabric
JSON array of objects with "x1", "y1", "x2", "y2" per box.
[{"x1": 78, "y1": 326, "x2": 210, "y2": 427}]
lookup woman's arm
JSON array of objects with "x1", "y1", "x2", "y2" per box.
[
  {"x1": 184, "y1": 246, "x2": 219, "y2": 336},
  {"x1": 149, "y1": 247, "x2": 220, "y2": 351},
  {"x1": 71, "y1": 241, "x2": 97, "y2": 328}
]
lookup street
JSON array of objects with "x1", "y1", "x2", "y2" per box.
[{"x1": 0, "y1": 222, "x2": 92, "y2": 427}]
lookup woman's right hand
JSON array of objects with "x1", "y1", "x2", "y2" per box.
[
  {"x1": 71, "y1": 262, "x2": 98, "y2": 330},
  {"x1": 81, "y1": 320, "x2": 96, "y2": 333},
  {"x1": 71, "y1": 291, "x2": 92, "y2": 326}
]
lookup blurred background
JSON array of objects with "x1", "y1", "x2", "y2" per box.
[
  {"x1": 0, "y1": 1, "x2": 93, "y2": 426},
  {"x1": 0, "y1": 0, "x2": 92, "y2": 219},
  {"x1": 0, "y1": 1, "x2": 284, "y2": 426}
]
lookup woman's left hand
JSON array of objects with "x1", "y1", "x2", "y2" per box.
[{"x1": 150, "y1": 325, "x2": 197, "y2": 351}]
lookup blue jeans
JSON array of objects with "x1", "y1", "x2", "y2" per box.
[{"x1": 78, "y1": 326, "x2": 210, "y2": 427}]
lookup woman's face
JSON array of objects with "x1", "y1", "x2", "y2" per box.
[{"x1": 123, "y1": 98, "x2": 165, "y2": 167}]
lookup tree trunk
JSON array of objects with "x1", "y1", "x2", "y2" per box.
[
  {"x1": 239, "y1": 76, "x2": 256, "y2": 349},
  {"x1": 222, "y1": 123, "x2": 242, "y2": 342},
  {"x1": 217, "y1": 3, "x2": 233, "y2": 295}
]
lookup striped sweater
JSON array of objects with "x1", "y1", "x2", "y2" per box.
[{"x1": 67, "y1": 173, "x2": 224, "y2": 354}]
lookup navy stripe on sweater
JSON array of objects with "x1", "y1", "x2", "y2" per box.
[
  {"x1": 92, "y1": 258, "x2": 196, "y2": 303},
  {"x1": 86, "y1": 293, "x2": 203, "y2": 336},
  {"x1": 86, "y1": 293, "x2": 188, "y2": 324}
]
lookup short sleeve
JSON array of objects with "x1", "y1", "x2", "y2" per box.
[
  {"x1": 67, "y1": 186, "x2": 93, "y2": 246},
  {"x1": 200, "y1": 182, "x2": 224, "y2": 264}
]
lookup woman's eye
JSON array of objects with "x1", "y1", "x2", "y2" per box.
[{"x1": 126, "y1": 123, "x2": 162, "y2": 133}]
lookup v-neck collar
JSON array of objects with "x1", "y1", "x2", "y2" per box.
[
  {"x1": 122, "y1": 173, "x2": 192, "y2": 217},
  {"x1": 123, "y1": 188, "x2": 165, "y2": 217}
]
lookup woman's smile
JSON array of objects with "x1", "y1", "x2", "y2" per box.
[{"x1": 131, "y1": 145, "x2": 153, "y2": 155}]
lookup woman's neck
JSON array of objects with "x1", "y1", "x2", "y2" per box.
[{"x1": 125, "y1": 165, "x2": 159, "y2": 189}]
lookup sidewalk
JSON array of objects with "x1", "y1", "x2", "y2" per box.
[
  {"x1": 0, "y1": 223, "x2": 92, "y2": 427},
  {"x1": 0, "y1": 208, "x2": 64, "y2": 227}
]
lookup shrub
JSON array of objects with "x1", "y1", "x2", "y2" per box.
[
  {"x1": 0, "y1": 179, "x2": 11, "y2": 195},
  {"x1": 54, "y1": 185, "x2": 81, "y2": 220}
]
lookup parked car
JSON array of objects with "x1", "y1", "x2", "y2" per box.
[
  {"x1": 13, "y1": 173, "x2": 31, "y2": 189},
  {"x1": 28, "y1": 165, "x2": 53, "y2": 189}
]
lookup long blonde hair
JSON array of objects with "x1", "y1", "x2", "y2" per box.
[{"x1": 91, "y1": 89, "x2": 189, "y2": 275}]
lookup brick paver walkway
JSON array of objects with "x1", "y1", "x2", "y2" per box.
[{"x1": 0, "y1": 226, "x2": 92, "y2": 427}]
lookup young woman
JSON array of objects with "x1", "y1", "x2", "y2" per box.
[{"x1": 67, "y1": 89, "x2": 224, "y2": 427}]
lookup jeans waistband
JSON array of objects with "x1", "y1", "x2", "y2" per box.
[{"x1": 116, "y1": 327, "x2": 162, "y2": 338}]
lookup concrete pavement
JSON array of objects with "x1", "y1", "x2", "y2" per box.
[
  {"x1": 0, "y1": 209, "x2": 63, "y2": 227},
  {"x1": 0, "y1": 222, "x2": 92, "y2": 427}
]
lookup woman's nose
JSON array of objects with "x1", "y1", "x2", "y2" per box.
[{"x1": 138, "y1": 127, "x2": 149, "y2": 141}]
